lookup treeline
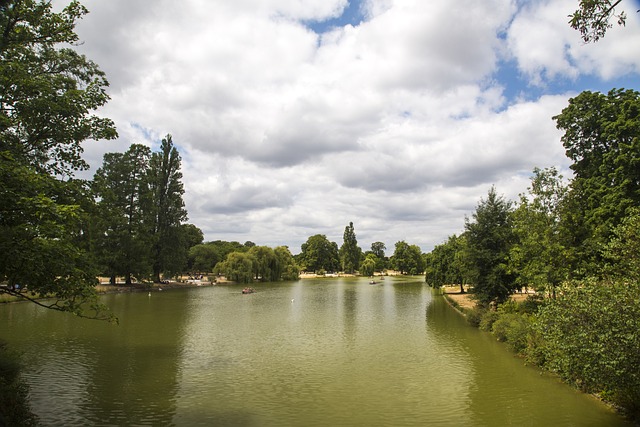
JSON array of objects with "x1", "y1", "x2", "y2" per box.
[
  {"x1": 188, "y1": 224, "x2": 427, "y2": 284},
  {"x1": 425, "y1": 89, "x2": 640, "y2": 418}
]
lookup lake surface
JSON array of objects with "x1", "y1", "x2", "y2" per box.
[{"x1": 0, "y1": 277, "x2": 630, "y2": 426}]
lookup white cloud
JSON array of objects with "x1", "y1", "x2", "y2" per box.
[{"x1": 59, "y1": 0, "x2": 639, "y2": 252}]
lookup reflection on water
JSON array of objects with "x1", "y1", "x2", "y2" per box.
[{"x1": 0, "y1": 277, "x2": 631, "y2": 426}]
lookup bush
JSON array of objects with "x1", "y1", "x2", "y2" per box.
[
  {"x1": 479, "y1": 310, "x2": 499, "y2": 331},
  {"x1": 534, "y1": 280, "x2": 640, "y2": 418},
  {"x1": 466, "y1": 306, "x2": 486, "y2": 327},
  {"x1": 492, "y1": 313, "x2": 532, "y2": 354},
  {"x1": 519, "y1": 294, "x2": 544, "y2": 314}
]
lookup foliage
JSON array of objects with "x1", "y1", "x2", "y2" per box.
[
  {"x1": 464, "y1": 187, "x2": 517, "y2": 305},
  {"x1": 391, "y1": 241, "x2": 424, "y2": 274},
  {"x1": 274, "y1": 246, "x2": 299, "y2": 281},
  {"x1": 0, "y1": 0, "x2": 117, "y2": 175},
  {"x1": 491, "y1": 312, "x2": 531, "y2": 354},
  {"x1": 465, "y1": 306, "x2": 486, "y2": 327},
  {"x1": 553, "y1": 89, "x2": 640, "y2": 277},
  {"x1": 188, "y1": 244, "x2": 220, "y2": 272},
  {"x1": 0, "y1": 0, "x2": 116, "y2": 318},
  {"x1": 148, "y1": 135, "x2": 188, "y2": 282},
  {"x1": 510, "y1": 167, "x2": 569, "y2": 297},
  {"x1": 215, "y1": 251, "x2": 254, "y2": 284},
  {"x1": 92, "y1": 138, "x2": 190, "y2": 282},
  {"x1": 248, "y1": 246, "x2": 279, "y2": 282},
  {"x1": 534, "y1": 280, "x2": 640, "y2": 415},
  {"x1": 92, "y1": 144, "x2": 153, "y2": 285},
  {"x1": 603, "y1": 207, "x2": 640, "y2": 281},
  {"x1": 0, "y1": 341, "x2": 38, "y2": 426},
  {"x1": 339, "y1": 222, "x2": 361, "y2": 274},
  {"x1": 359, "y1": 253, "x2": 377, "y2": 277},
  {"x1": 425, "y1": 234, "x2": 468, "y2": 290},
  {"x1": 569, "y1": 0, "x2": 627, "y2": 43},
  {"x1": 213, "y1": 244, "x2": 299, "y2": 283},
  {"x1": 479, "y1": 310, "x2": 499, "y2": 332},
  {"x1": 298, "y1": 234, "x2": 340, "y2": 273},
  {"x1": 369, "y1": 241, "x2": 387, "y2": 271},
  {"x1": 0, "y1": 0, "x2": 112, "y2": 305}
]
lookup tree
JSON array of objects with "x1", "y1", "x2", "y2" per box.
[
  {"x1": 248, "y1": 245, "x2": 278, "y2": 282},
  {"x1": 553, "y1": 89, "x2": 640, "y2": 276},
  {"x1": 0, "y1": 0, "x2": 117, "y2": 175},
  {"x1": 603, "y1": 207, "x2": 640, "y2": 281},
  {"x1": 465, "y1": 187, "x2": 517, "y2": 306},
  {"x1": 188, "y1": 244, "x2": 219, "y2": 273},
  {"x1": 391, "y1": 241, "x2": 424, "y2": 274},
  {"x1": 569, "y1": 0, "x2": 631, "y2": 43},
  {"x1": 214, "y1": 251, "x2": 253, "y2": 284},
  {"x1": 425, "y1": 234, "x2": 469, "y2": 292},
  {"x1": 298, "y1": 234, "x2": 340, "y2": 273},
  {"x1": 535, "y1": 280, "x2": 640, "y2": 415},
  {"x1": 274, "y1": 246, "x2": 299, "y2": 281},
  {"x1": 360, "y1": 254, "x2": 377, "y2": 277},
  {"x1": 148, "y1": 135, "x2": 187, "y2": 282},
  {"x1": 181, "y1": 223, "x2": 204, "y2": 250},
  {"x1": 93, "y1": 144, "x2": 153, "y2": 285},
  {"x1": 510, "y1": 167, "x2": 569, "y2": 297},
  {"x1": 370, "y1": 241, "x2": 387, "y2": 271},
  {"x1": 339, "y1": 222, "x2": 361, "y2": 274},
  {"x1": 0, "y1": 0, "x2": 116, "y2": 319}
]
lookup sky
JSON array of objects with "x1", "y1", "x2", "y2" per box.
[{"x1": 57, "y1": 0, "x2": 640, "y2": 254}]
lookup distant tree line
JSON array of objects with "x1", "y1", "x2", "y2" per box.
[{"x1": 189, "y1": 223, "x2": 427, "y2": 285}]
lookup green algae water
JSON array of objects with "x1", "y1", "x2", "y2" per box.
[{"x1": 0, "y1": 277, "x2": 631, "y2": 426}]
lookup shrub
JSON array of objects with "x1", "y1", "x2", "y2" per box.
[
  {"x1": 466, "y1": 306, "x2": 486, "y2": 327},
  {"x1": 492, "y1": 313, "x2": 532, "y2": 354},
  {"x1": 534, "y1": 280, "x2": 640, "y2": 418},
  {"x1": 479, "y1": 310, "x2": 499, "y2": 331}
]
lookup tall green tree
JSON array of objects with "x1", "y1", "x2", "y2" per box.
[
  {"x1": 188, "y1": 244, "x2": 220, "y2": 273},
  {"x1": 370, "y1": 241, "x2": 387, "y2": 271},
  {"x1": 465, "y1": 187, "x2": 517, "y2": 306},
  {"x1": 426, "y1": 234, "x2": 469, "y2": 292},
  {"x1": 339, "y1": 222, "x2": 361, "y2": 274},
  {"x1": 360, "y1": 253, "x2": 377, "y2": 277},
  {"x1": 92, "y1": 144, "x2": 153, "y2": 285},
  {"x1": 248, "y1": 245, "x2": 278, "y2": 282},
  {"x1": 0, "y1": 0, "x2": 116, "y2": 318},
  {"x1": 214, "y1": 251, "x2": 254, "y2": 284},
  {"x1": 553, "y1": 89, "x2": 640, "y2": 276},
  {"x1": 391, "y1": 241, "x2": 424, "y2": 274},
  {"x1": 298, "y1": 234, "x2": 340, "y2": 273},
  {"x1": 274, "y1": 246, "x2": 299, "y2": 281},
  {"x1": 148, "y1": 134, "x2": 187, "y2": 282},
  {"x1": 510, "y1": 167, "x2": 569, "y2": 297}
]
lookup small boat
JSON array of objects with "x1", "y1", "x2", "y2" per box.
[
  {"x1": 369, "y1": 280, "x2": 377, "y2": 285},
  {"x1": 242, "y1": 287, "x2": 256, "y2": 294}
]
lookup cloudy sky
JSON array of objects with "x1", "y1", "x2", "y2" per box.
[{"x1": 60, "y1": 0, "x2": 640, "y2": 253}]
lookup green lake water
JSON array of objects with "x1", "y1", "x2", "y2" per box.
[{"x1": 0, "y1": 277, "x2": 631, "y2": 426}]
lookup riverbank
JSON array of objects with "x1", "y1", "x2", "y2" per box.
[
  {"x1": 441, "y1": 283, "x2": 639, "y2": 423},
  {"x1": 442, "y1": 285, "x2": 534, "y2": 312}
]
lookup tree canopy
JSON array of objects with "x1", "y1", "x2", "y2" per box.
[
  {"x1": 464, "y1": 187, "x2": 517, "y2": 305},
  {"x1": 339, "y1": 222, "x2": 361, "y2": 274},
  {"x1": 0, "y1": 0, "x2": 116, "y2": 319}
]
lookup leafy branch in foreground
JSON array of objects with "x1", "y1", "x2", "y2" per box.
[{"x1": 569, "y1": 0, "x2": 633, "y2": 43}]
